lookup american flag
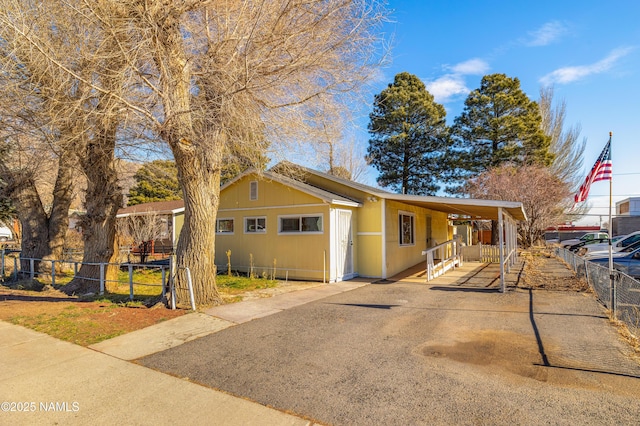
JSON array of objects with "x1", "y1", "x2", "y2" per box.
[{"x1": 574, "y1": 138, "x2": 612, "y2": 204}]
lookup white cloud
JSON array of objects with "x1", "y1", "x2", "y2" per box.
[
  {"x1": 425, "y1": 75, "x2": 469, "y2": 103},
  {"x1": 526, "y1": 21, "x2": 568, "y2": 46},
  {"x1": 540, "y1": 47, "x2": 634, "y2": 85},
  {"x1": 425, "y1": 58, "x2": 490, "y2": 103},
  {"x1": 448, "y1": 58, "x2": 489, "y2": 75}
]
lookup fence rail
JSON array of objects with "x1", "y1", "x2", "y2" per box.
[
  {"x1": 461, "y1": 244, "x2": 503, "y2": 263},
  {"x1": 556, "y1": 247, "x2": 640, "y2": 337},
  {"x1": 1, "y1": 250, "x2": 197, "y2": 311}
]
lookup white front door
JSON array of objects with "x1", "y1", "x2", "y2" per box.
[{"x1": 335, "y1": 209, "x2": 354, "y2": 281}]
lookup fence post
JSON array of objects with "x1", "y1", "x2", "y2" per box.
[
  {"x1": 610, "y1": 273, "x2": 617, "y2": 319},
  {"x1": 74, "y1": 261, "x2": 78, "y2": 278},
  {"x1": 128, "y1": 264, "x2": 134, "y2": 301},
  {"x1": 1, "y1": 249, "x2": 4, "y2": 277},
  {"x1": 170, "y1": 255, "x2": 176, "y2": 310},
  {"x1": 29, "y1": 258, "x2": 34, "y2": 280},
  {"x1": 161, "y1": 267, "x2": 167, "y2": 301},
  {"x1": 185, "y1": 267, "x2": 196, "y2": 311},
  {"x1": 99, "y1": 263, "x2": 105, "y2": 295},
  {"x1": 13, "y1": 257, "x2": 17, "y2": 280},
  {"x1": 51, "y1": 260, "x2": 56, "y2": 287}
]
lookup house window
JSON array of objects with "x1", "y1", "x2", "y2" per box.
[
  {"x1": 249, "y1": 181, "x2": 258, "y2": 201},
  {"x1": 399, "y1": 212, "x2": 415, "y2": 246},
  {"x1": 245, "y1": 217, "x2": 266, "y2": 233},
  {"x1": 278, "y1": 215, "x2": 323, "y2": 233},
  {"x1": 216, "y1": 218, "x2": 234, "y2": 234}
]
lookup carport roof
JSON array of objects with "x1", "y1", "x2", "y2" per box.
[
  {"x1": 377, "y1": 193, "x2": 527, "y2": 221},
  {"x1": 232, "y1": 163, "x2": 527, "y2": 221},
  {"x1": 287, "y1": 163, "x2": 527, "y2": 221}
]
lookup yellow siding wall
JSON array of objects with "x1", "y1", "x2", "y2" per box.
[
  {"x1": 214, "y1": 173, "x2": 453, "y2": 281},
  {"x1": 354, "y1": 198, "x2": 384, "y2": 278},
  {"x1": 173, "y1": 212, "x2": 184, "y2": 248},
  {"x1": 216, "y1": 175, "x2": 331, "y2": 281},
  {"x1": 384, "y1": 200, "x2": 449, "y2": 278}
]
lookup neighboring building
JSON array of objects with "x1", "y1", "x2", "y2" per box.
[
  {"x1": 215, "y1": 164, "x2": 526, "y2": 282},
  {"x1": 613, "y1": 197, "x2": 640, "y2": 236},
  {"x1": 116, "y1": 200, "x2": 185, "y2": 256},
  {"x1": 616, "y1": 197, "x2": 640, "y2": 216},
  {"x1": 544, "y1": 225, "x2": 603, "y2": 242}
]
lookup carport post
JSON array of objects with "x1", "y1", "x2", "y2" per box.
[{"x1": 498, "y1": 207, "x2": 505, "y2": 293}]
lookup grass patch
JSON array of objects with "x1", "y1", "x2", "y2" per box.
[
  {"x1": 216, "y1": 274, "x2": 277, "y2": 295},
  {"x1": 9, "y1": 303, "x2": 124, "y2": 346}
]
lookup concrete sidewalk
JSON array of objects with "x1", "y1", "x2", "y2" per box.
[{"x1": 0, "y1": 321, "x2": 311, "y2": 426}]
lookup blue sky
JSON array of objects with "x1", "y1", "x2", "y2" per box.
[{"x1": 354, "y1": 0, "x2": 640, "y2": 226}]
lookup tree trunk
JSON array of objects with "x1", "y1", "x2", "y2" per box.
[
  {"x1": 142, "y1": 7, "x2": 223, "y2": 307},
  {"x1": 43, "y1": 145, "x2": 75, "y2": 262},
  {"x1": 4, "y1": 144, "x2": 75, "y2": 278},
  {"x1": 66, "y1": 125, "x2": 122, "y2": 295},
  {"x1": 173, "y1": 151, "x2": 222, "y2": 307},
  {"x1": 491, "y1": 220, "x2": 500, "y2": 246},
  {"x1": 8, "y1": 176, "x2": 49, "y2": 273}
]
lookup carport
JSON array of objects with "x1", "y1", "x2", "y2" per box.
[{"x1": 381, "y1": 194, "x2": 527, "y2": 292}]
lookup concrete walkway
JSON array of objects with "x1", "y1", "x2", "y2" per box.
[{"x1": 0, "y1": 321, "x2": 311, "y2": 426}]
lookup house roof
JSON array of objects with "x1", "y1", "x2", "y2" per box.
[
  {"x1": 271, "y1": 162, "x2": 528, "y2": 221},
  {"x1": 117, "y1": 200, "x2": 185, "y2": 217},
  {"x1": 221, "y1": 169, "x2": 362, "y2": 207}
]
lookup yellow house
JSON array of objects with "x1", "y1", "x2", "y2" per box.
[{"x1": 215, "y1": 164, "x2": 526, "y2": 283}]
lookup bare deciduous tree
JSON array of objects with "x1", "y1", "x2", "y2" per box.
[
  {"x1": 117, "y1": 212, "x2": 166, "y2": 263},
  {"x1": 0, "y1": 1, "x2": 82, "y2": 270},
  {"x1": 466, "y1": 165, "x2": 571, "y2": 247},
  {"x1": 104, "y1": 0, "x2": 386, "y2": 306},
  {"x1": 0, "y1": 0, "x2": 136, "y2": 292},
  {"x1": 539, "y1": 86, "x2": 589, "y2": 220},
  {"x1": 1, "y1": 0, "x2": 386, "y2": 305}
]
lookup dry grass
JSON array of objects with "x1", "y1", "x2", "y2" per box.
[
  {"x1": 608, "y1": 315, "x2": 640, "y2": 361},
  {"x1": 520, "y1": 247, "x2": 590, "y2": 292}
]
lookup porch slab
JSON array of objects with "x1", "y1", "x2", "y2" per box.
[{"x1": 390, "y1": 261, "x2": 524, "y2": 289}]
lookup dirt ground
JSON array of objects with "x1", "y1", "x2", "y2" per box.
[
  {"x1": 519, "y1": 247, "x2": 590, "y2": 291},
  {"x1": 0, "y1": 285, "x2": 185, "y2": 346}
]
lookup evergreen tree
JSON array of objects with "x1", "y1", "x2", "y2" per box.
[
  {"x1": 449, "y1": 74, "x2": 553, "y2": 244},
  {"x1": 367, "y1": 72, "x2": 449, "y2": 195},
  {"x1": 449, "y1": 73, "x2": 553, "y2": 186},
  {"x1": 127, "y1": 160, "x2": 181, "y2": 206}
]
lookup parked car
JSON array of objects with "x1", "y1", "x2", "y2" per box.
[
  {"x1": 0, "y1": 225, "x2": 13, "y2": 242},
  {"x1": 588, "y1": 247, "x2": 640, "y2": 279},
  {"x1": 560, "y1": 232, "x2": 609, "y2": 248},
  {"x1": 566, "y1": 237, "x2": 610, "y2": 252},
  {"x1": 583, "y1": 238, "x2": 640, "y2": 259},
  {"x1": 579, "y1": 231, "x2": 640, "y2": 256}
]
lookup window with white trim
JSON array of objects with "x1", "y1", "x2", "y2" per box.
[
  {"x1": 245, "y1": 216, "x2": 266, "y2": 233},
  {"x1": 249, "y1": 181, "x2": 258, "y2": 201},
  {"x1": 278, "y1": 215, "x2": 323, "y2": 233},
  {"x1": 399, "y1": 212, "x2": 415, "y2": 246},
  {"x1": 216, "y1": 218, "x2": 234, "y2": 234}
]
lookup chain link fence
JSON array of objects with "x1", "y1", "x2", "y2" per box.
[{"x1": 556, "y1": 247, "x2": 640, "y2": 337}]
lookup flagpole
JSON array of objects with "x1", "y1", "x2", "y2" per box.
[{"x1": 608, "y1": 131, "x2": 615, "y2": 317}]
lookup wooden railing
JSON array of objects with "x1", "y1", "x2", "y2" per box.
[
  {"x1": 461, "y1": 244, "x2": 501, "y2": 262},
  {"x1": 422, "y1": 240, "x2": 463, "y2": 281}
]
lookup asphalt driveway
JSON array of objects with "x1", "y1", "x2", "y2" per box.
[{"x1": 139, "y1": 282, "x2": 640, "y2": 425}]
